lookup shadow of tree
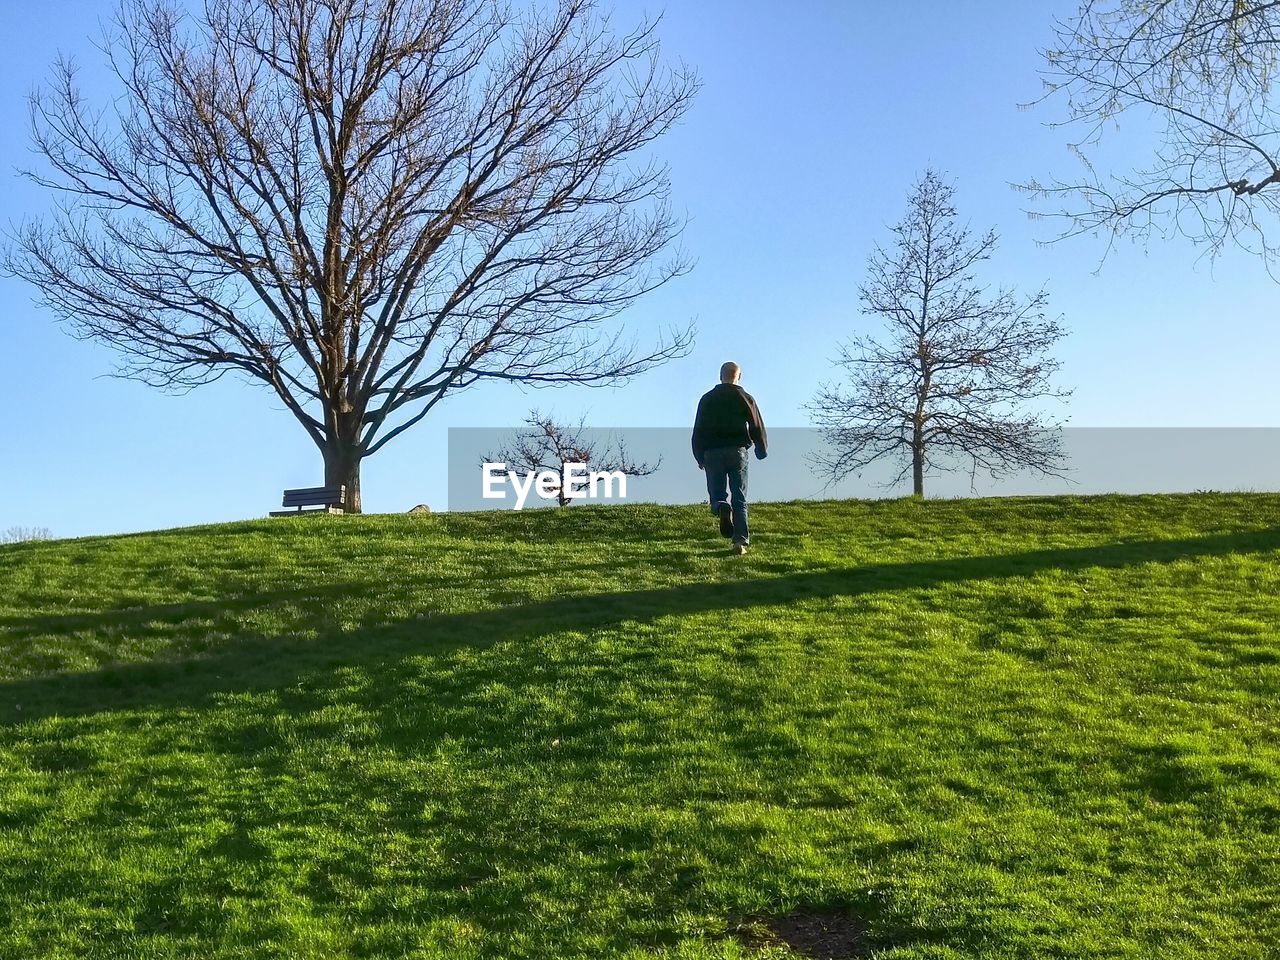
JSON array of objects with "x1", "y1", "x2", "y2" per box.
[{"x1": 2, "y1": 526, "x2": 1276, "y2": 724}]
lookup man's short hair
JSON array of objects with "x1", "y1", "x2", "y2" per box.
[{"x1": 720, "y1": 361, "x2": 740, "y2": 383}]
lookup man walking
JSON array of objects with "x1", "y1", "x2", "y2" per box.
[{"x1": 692, "y1": 361, "x2": 768, "y2": 554}]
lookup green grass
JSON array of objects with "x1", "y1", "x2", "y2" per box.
[{"x1": 1, "y1": 494, "x2": 1277, "y2": 959}]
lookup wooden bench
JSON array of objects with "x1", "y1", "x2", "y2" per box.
[{"x1": 270, "y1": 485, "x2": 346, "y2": 516}]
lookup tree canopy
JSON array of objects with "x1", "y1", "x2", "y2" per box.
[{"x1": 7, "y1": 0, "x2": 696, "y2": 509}]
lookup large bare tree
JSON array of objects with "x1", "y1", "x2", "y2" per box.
[
  {"x1": 5, "y1": 0, "x2": 696, "y2": 511},
  {"x1": 1027, "y1": 1, "x2": 1280, "y2": 254},
  {"x1": 809, "y1": 171, "x2": 1070, "y2": 497}
]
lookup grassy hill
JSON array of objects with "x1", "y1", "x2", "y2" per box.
[{"x1": 1, "y1": 495, "x2": 1277, "y2": 959}]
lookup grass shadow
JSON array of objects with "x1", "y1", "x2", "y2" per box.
[{"x1": 2, "y1": 526, "x2": 1276, "y2": 725}]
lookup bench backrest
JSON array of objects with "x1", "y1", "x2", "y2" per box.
[{"x1": 281, "y1": 485, "x2": 346, "y2": 508}]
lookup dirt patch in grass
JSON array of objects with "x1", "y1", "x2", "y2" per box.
[{"x1": 730, "y1": 909, "x2": 873, "y2": 959}]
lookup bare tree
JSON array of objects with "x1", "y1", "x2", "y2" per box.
[
  {"x1": 1, "y1": 527, "x2": 53, "y2": 544},
  {"x1": 483, "y1": 409, "x2": 658, "y2": 506},
  {"x1": 5, "y1": 0, "x2": 696, "y2": 512},
  {"x1": 1026, "y1": 1, "x2": 1280, "y2": 256},
  {"x1": 809, "y1": 171, "x2": 1070, "y2": 497}
]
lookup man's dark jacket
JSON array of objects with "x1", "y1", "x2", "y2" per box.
[{"x1": 691, "y1": 383, "x2": 768, "y2": 467}]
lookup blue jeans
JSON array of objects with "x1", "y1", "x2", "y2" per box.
[{"x1": 704, "y1": 446, "x2": 749, "y2": 545}]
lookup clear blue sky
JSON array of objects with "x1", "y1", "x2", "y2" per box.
[{"x1": 3, "y1": 0, "x2": 1276, "y2": 537}]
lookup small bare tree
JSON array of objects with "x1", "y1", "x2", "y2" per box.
[
  {"x1": 5, "y1": 0, "x2": 696, "y2": 512},
  {"x1": 809, "y1": 171, "x2": 1070, "y2": 497},
  {"x1": 1026, "y1": 1, "x2": 1280, "y2": 256},
  {"x1": 1, "y1": 527, "x2": 53, "y2": 544},
  {"x1": 483, "y1": 410, "x2": 658, "y2": 506}
]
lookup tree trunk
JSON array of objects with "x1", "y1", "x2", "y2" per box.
[
  {"x1": 911, "y1": 426, "x2": 925, "y2": 498},
  {"x1": 913, "y1": 362, "x2": 929, "y2": 499},
  {"x1": 322, "y1": 440, "x2": 363, "y2": 514},
  {"x1": 558, "y1": 464, "x2": 571, "y2": 507}
]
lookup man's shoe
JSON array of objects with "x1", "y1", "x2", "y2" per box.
[
  {"x1": 718, "y1": 502, "x2": 733, "y2": 538},
  {"x1": 732, "y1": 543, "x2": 748, "y2": 556}
]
